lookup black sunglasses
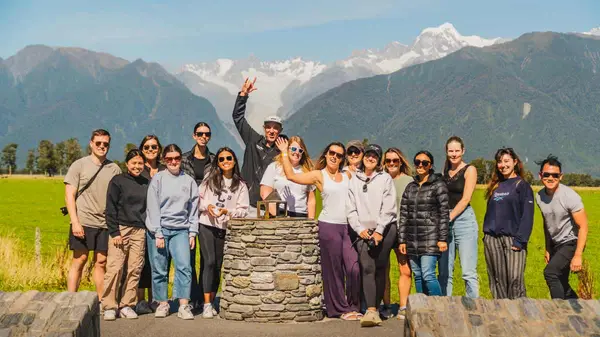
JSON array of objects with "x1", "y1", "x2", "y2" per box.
[
  {"x1": 218, "y1": 156, "x2": 233, "y2": 162},
  {"x1": 94, "y1": 141, "x2": 110, "y2": 148},
  {"x1": 541, "y1": 172, "x2": 561, "y2": 179},
  {"x1": 195, "y1": 131, "x2": 212, "y2": 137},
  {"x1": 328, "y1": 150, "x2": 344, "y2": 160},
  {"x1": 385, "y1": 158, "x2": 400, "y2": 164},
  {"x1": 414, "y1": 159, "x2": 431, "y2": 167},
  {"x1": 143, "y1": 144, "x2": 158, "y2": 150},
  {"x1": 347, "y1": 147, "x2": 362, "y2": 156},
  {"x1": 362, "y1": 177, "x2": 371, "y2": 193}
]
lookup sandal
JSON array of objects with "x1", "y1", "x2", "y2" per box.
[{"x1": 340, "y1": 311, "x2": 362, "y2": 321}]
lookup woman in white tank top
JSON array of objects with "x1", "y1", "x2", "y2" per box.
[{"x1": 275, "y1": 139, "x2": 362, "y2": 321}]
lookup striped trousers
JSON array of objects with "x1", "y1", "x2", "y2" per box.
[{"x1": 483, "y1": 234, "x2": 527, "y2": 299}]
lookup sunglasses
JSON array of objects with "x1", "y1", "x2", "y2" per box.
[
  {"x1": 94, "y1": 141, "x2": 110, "y2": 148},
  {"x1": 195, "y1": 132, "x2": 212, "y2": 138},
  {"x1": 414, "y1": 159, "x2": 431, "y2": 167},
  {"x1": 218, "y1": 156, "x2": 233, "y2": 162},
  {"x1": 143, "y1": 144, "x2": 158, "y2": 151},
  {"x1": 290, "y1": 146, "x2": 304, "y2": 155},
  {"x1": 541, "y1": 172, "x2": 561, "y2": 179},
  {"x1": 164, "y1": 156, "x2": 181, "y2": 163},
  {"x1": 385, "y1": 158, "x2": 400, "y2": 165},
  {"x1": 347, "y1": 147, "x2": 362, "y2": 156},
  {"x1": 328, "y1": 150, "x2": 344, "y2": 160},
  {"x1": 363, "y1": 177, "x2": 371, "y2": 193}
]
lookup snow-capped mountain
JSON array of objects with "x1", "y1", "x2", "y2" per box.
[
  {"x1": 178, "y1": 23, "x2": 506, "y2": 131},
  {"x1": 583, "y1": 27, "x2": 600, "y2": 36}
]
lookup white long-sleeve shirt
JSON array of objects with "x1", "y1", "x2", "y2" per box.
[
  {"x1": 199, "y1": 177, "x2": 249, "y2": 230},
  {"x1": 346, "y1": 170, "x2": 397, "y2": 235}
]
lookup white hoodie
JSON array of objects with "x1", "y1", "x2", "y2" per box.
[
  {"x1": 199, "y1": 177, "x2": 249, "y2": 230},
  {"x1": 346, "y1": 170, "x2": 397, "y2": 235}
]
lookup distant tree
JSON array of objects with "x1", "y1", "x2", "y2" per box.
[
  {"x1": 522, "y1": 169, "x2": 535, "y2": 184},
  {"x1": 37, "y1": 140, "x2": 57, "y2": 176},
  {"x1": 470, "y1": 157, "x2": 495, "y2": 184},
  {"x1": 25, "y1": 149, "x2": 36, "y2": 174},
  {"x1": 54, "y1": 141, "x2": 66, "y2": 175},
  {"x1": 1, "y1": 143, "x2": 18, "y2": 175},
  {"x1": 562, "y1": 173, "x2": 597, "y2": 187},
  {"x1": 64, "y1": 138, "x2": 83, "y2": 168},
  {"x1": 124, "y1": 143, "x2": 137, "y2": 158}
]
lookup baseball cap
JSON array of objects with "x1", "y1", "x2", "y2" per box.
[
  {"x1": 264, "y1": 115, "x2": 283, "y2": 126},
  {"x1": 346, "y1": 140, "x2": 365, "y2": 153},
  {"x1": 364, "y1": 144, "x2": 383, "y2": 159}
]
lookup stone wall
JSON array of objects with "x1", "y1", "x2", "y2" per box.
[
  {"x1": 219, "y1": 218, "x2": 323, "y2": 323},
  {"x1": 0, "y1": 290, "x2": 100, "y2": 337},
  {"x1": 406, "y1": 293, "x2": 600, "y2": 337}
]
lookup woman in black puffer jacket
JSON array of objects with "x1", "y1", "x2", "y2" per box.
[{"x1": 397, "y1": 150, "x2": 449, "y2": 296}]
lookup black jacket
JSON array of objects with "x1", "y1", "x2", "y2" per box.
[
  {"x1": 181, "y1": 145, "x2": 215, "y2": 186},
  {"x1": 105, "y1": 173, "x2": 149, "y2": 237},
  {"x1": 397, "y1": 173, "x2": 450, "y2": 256},
  {"x1": 232, "y1": 94, "x2": 279, "y2": 207}
]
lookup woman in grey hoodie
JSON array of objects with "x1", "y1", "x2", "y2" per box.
[
  {"x1": 347, "y1": 144, "x2": 397, "y2": 327},
  {"x1": 145, "y1": 144, "x2": 199, "y2": 320}
]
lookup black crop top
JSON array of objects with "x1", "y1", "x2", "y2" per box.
[{"x1": 444, "y1": 164, "x2": 470, "y2": 209}]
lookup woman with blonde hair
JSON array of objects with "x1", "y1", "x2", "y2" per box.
[{"x1": 260, "y1": 136, "x2": 316, "y2": 218}]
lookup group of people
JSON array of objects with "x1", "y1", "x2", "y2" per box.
[{"x1": 63, "y1": 78, "x2": 589, "y2": 327}]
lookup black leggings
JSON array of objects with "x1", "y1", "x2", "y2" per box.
[
  {"x1": 199, "y1": 224, "x2": 226, "y2": 294},
  {"x1": 356, "y1": 224, "x2": 397, "y2": 308}
]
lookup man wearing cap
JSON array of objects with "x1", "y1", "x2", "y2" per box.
[{"x1": 232, "y1": 77, "x2": 282, "y2": 215}]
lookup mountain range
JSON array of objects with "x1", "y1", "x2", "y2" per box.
[
  {"x1": 285, "y1": 32, "x2": 600, "y2": 176},
  {"x1": 0, "y1": 45, "x2": 238, "y2": 166}
]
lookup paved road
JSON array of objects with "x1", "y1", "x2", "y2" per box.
[{"x1": 101, "y1": 314, "x2": 406, "y2": 337}]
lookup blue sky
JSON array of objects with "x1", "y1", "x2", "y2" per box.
[{"x1": 1, "y1": 0, "x2": 598, "y2": 70}]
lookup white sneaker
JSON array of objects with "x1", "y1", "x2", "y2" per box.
[
  {"x1": 154, "y1": 302, "x2": 170, "y2": 318},
  {"x1": 103, "y1": 309, "x2": 117, "y2": 321},
  {"x1": 212, "y1": 307, "x2": 218, "y2": 316},
  {"x1": 202, "y1": 304, "x2": 214, "y2": 319},
  {"x1": 119, "y1": 306, "x2": 138, "y2": 319},
  {"x1": 178, "y1": 304, "x2": 195, "y2": 320}
]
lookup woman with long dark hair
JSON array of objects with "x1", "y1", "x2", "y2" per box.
[
  {"x1": 102, "y1": 149, "x2": 149, "y2": 321},
  {"x1": 260, "y1": 136, "x2": 316, "y2": 218},
  {"x1": 346, "y1": 144, "x2": 397, "y2": 327},
  {"x1": 381, "y1": 147, "x2": 413, "y2": 319},
  {"x1": 146, "y1": 144, "x2": 199, "y2": 320},
  {"x1": 398, "y1": 151, "x2": 449, "y2": 297},
  {"x1": 483, "y1": 147, "x2": 534, "y2": 299},
  {"x1": 438, "y1": 136, "x2": 479, "y2": 298},
  {"x1": 198, "y1": 147, "x2": 249, "y2": 318},
  {"x1": 276, "y1": 139, "x2": 361, "y2": 321}
]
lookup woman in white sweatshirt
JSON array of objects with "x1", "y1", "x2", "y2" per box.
[
  {"x1": 346, "y1": 144, "x2": 397, "y2": 327},
  {"x1": 198, "y1": 147, "x2": 249, "y2": 318}
]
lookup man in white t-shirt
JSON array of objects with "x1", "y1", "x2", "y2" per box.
[{"x1": 535, "y1": 155, "x2": 588, "y2": 299}]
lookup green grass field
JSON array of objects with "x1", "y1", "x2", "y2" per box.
[{"x1": 0, "y1": 177, "x2": 598, "y2": 300}]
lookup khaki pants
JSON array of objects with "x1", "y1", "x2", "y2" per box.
[{"x1": 101, "y1": 226, "x2": 146, "y2": 310}]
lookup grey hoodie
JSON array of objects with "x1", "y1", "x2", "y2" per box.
[{"x1": 347, "y1": 170, "x2": 397, "y2": 235}]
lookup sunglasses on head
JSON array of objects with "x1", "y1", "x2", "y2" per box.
[
  {"x1": 94, "y1": 141, "x2": 110, "y2": 148},
  {"x1": 414, "y1": 159, "x2": 431, "y2": 167},
  {"x1": 541, "y1": 172, "x2": 561, "y2": 179},
  {"x1": 290, "y1": 146, "x2": 304, "y2": 155},
  {"x1": 164, "y1": 156, "x2": 181, "y2": 163},
  {"x1": 385, "y1": 158, "x2": 400, "y2": 164},
  {"x1": 347, "y1": 147, "x2": 362, "y2": 156},
  {"x1": 143, "y1": 144, "x2": 158, "y2": 151},
  {"x1": 328, "y1": 150, "x2": 344, "y2": 160},
  {"x1": 218, "y1": 156, "x2": 233, "y2": 162},
  {"x1": 195, "y1": 131, "x2": 212, "y2": 138}
]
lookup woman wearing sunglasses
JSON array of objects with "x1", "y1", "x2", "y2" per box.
[
  {"x1": 381, "y1": 147, "x2": 413, "y2": 320},
  {"x1": 346, "y1": 144, "x2": 397, "y2": 327},
  {"x1": 198, "y1": 147, "x2": 249, "y2": 318},
  {"x1": 260, "y1": 136, "x2": 316, "y2": 218},
  {"x1": 438, "y1": 136, "x2": 479, "y2": 298},
  {"x1": 276, "y1": 139, "x2": 361, "y2": 321},
  {"x1": 398, "y1": 151, "x2": 449, "y2": 297},
  {"x1": 483, "y1": 147, "x2": 533, "y2": 299},
  {"x1": 344, "y1": 140, "x2": 364, "y2": 174},
  {"x1": 146, "y1": 144, "x2": 199, "y2": 320}
]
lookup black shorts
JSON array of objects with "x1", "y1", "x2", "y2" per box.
[{"x1": 69, "y1": 225, "x2": 109, "y2": 252}]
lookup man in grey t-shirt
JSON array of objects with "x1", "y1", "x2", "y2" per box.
[
  {"x1": 535, "y1": 155, "x2": 588, "y2": 299},
  {"x1": 64, "y1": 129, "x2": 121, "y2": 298}
]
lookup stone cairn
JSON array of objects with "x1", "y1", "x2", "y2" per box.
[
  {"x1": 219, "y1": 218, "x2": 323, "y2": 323},
  {"x1": 0, "y1": 290, "x2": 99, "y2": 337},
  {"x1": 406, "y1": 293, "x2": 600, "y2": 337}
]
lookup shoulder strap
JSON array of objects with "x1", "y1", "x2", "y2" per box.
[{"x1": 76, "y1": 160, "x2": 108, "y2": 200}]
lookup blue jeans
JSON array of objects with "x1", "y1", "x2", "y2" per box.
[
  {"x1": 438, "y1": 206, "x2": 479, "y2": 298},
  {"x1": 409, "y1": 255, "x2": 441, "y2": 296},
  {"x1": 147, "y1": 228, "x2": 192, "y2": 302}
]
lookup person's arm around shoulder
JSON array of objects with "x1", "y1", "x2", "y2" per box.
[
  {"x1": 436, "y1": 179, "x2": 450, "y2": 253},
  {"x1": 275, "y1": 138, "x2": 323, "y2": 190},
  {"x1": 512, "y1": 180, "x2": 534, "y2": 250},
  {"x1": 566, "y1": 188, "x2": 587, "y2": 272},
  {"x1": 232, "y1": 78, "x2": 262, "y2": 146},
  {"x1": 105, "y1": 176, "x2": 123, "y2": 244},
  {"x1": 64, "y1": 160, "x2": 84, "y2": 238},
  {"x1": 450, "y1": 165, "x2": 477, "y2": 221}
]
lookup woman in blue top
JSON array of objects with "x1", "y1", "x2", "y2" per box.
[{"x1": 483, "y1": 147, "x2": 534, "y2": 299}]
